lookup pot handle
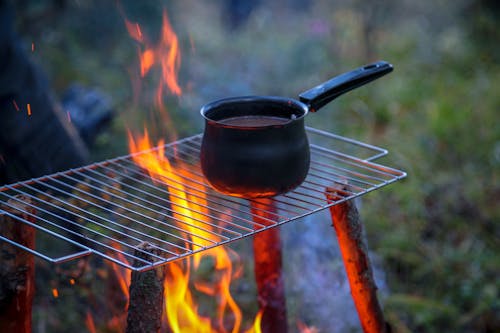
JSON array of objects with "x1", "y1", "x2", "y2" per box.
[{"x1": 299, "y1": 60, "x2": 393, "y2": 112}]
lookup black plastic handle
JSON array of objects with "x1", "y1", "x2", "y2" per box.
[{"x1": 299, "y1": 61, "x2": 393, "y2": 112}]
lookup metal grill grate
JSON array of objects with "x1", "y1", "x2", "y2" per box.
[{"x1": 0, "y1": 127, "x2": 406, "y2": 271}]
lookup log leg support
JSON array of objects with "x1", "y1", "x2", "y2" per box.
[
  {"x1": 251, "y1": 199, "x2": 288, "y2": 333},
  {"x1": 326, "y1": 187, "x2": 389, "y2": 333}
]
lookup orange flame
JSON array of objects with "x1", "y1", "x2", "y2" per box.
[
  {"x1": 108, "y1": 245, "x2": 132, "y2": 310},
  {"x1": 129, "y1": 132, "x2": 245, "y2": 332},
  {"x1": 123, "y1": 8, "x2": 181, "y2": 142},
  {"x1": 124, "y1": 12, "x2": 181, "y2": 93},
  {"x1": 97, "y1": 243, "x2": 132, "y2": 332},
  {"x1": 124, "y1": 7, "x2": 261, "y2": 332}
]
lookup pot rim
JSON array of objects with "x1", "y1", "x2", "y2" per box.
[{"x1": 200, "y1": 95, "x2": 309, "y2": 129}]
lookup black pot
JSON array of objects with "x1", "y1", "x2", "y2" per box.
[{"x1": 200, "y1": 61, "x2": 393, "y2": 198}]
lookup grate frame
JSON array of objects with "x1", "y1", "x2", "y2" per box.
[{"x1": 0, "y1": 127, "x2": 406, "y2": 271}]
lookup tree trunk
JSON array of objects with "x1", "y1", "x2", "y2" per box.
[{"x1": 0, "y1": 195, "x2": 36, "y2": 333}]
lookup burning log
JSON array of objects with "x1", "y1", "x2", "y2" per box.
[
  {"x1": 126, "y1": 242, "x2": 166, "y2": 333},
  {"x1": 251, "y1": 199, "x2": 288, "y2": 333},
  {"x1": 325, "y1": 186, "x2": 389, "y2": 333},
  {"x1": 0, "y1": 196, "x2": 36, "y2": 333}
]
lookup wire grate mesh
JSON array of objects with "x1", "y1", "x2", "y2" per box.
[{"x1": 0, "y1": 127, "x2": 406, "y2": 271}]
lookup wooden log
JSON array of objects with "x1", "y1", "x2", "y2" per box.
[
  {"x1": 126, "y1": 242, "x2": 166, "y2": 333},
  {"x1": 251, "y1": 199, "x2": 288, "y2": 333},
  {"x1": 325, "y1": 187, "x2": 388, "y2": 333},
  {"x1": 0, "y1": 195, "x2": 36, "y2": 333}
]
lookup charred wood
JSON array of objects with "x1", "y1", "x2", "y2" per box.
[{"x1": 126, "y1": 242, "x2": 166, "y2": 333}]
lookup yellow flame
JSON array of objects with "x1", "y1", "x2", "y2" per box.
[
  {"x1": 124, "y1": 7, "x2": 259, "y2": 332},
  {"x1": 129, "y1": 131, "x2": 245, "y2": 332},
  {"x1": 243, "y1": 310, "x2": 263, "y2": 333}
]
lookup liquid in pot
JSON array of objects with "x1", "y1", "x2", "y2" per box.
[{"x1": 217, "y1": 115, "x2": 290, "y2": 127}]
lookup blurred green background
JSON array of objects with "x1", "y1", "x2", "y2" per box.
[{"x1": 13, "y1": 0, "x2": 499, "y2": 332}]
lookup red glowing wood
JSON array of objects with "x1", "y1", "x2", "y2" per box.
[
  {"x1": 326, "y1": 188, "x2": 388, "y2": 333},
  {"x1": 251, "y1": 199, "x2": 288, "y2": 333}
]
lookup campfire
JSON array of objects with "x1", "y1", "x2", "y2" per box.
[{"x1": 0, "y1": 7, "x2": 405, "y2": 333}]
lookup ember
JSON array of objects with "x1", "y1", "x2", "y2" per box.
[{"x1": 12, "y1": 99, "x2": 20, "y2": 111}]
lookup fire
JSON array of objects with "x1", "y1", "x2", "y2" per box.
[
  {"x1": 122, "y1": 8, "x2": 181, "y2": 142},
  {"x1": 124, "y1": 7, "x2": 262, "y2": 332},
  {"x1": 124, "y1": 11, "x2": 182, "y2": 96},
  {"x1": 108, "y1": 245, "x2": 132, "y2": 309},
  {"x1": 129, "y1": 132, "x2": 245, "y2": 332},
  {"x1": 96, "y1": 243, "x2": 132, "y2": 332},
  {"x1": 124, "y1": 8, "x2": 249, "y2": 330},
  {"x1": 244, "y1": 310, "x2": 263, "y2": 333}
]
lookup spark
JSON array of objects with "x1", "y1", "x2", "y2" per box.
[
  {"x1": 31, "y1": 42, "x2": 35, "y2": 52},
  {"x1": 27, "y1": 103, "x2": 32, "y2": 116},
  {"x1": 12, "y1": 100, "x2": 19, "y2": 111},
  {"x1": 52, "y1": 288, "x2": 59, "y2": 298}
]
